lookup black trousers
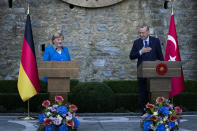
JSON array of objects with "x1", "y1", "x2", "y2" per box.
[{"x1": 137, "y1": 77, "x2": 149, "y2": 114}]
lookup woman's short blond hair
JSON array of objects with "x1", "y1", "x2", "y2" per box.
[{"x1": 52, "y1": 32, "x2": 64, "y2": 44}]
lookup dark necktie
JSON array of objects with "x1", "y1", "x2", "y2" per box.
[{"x1": 145, "y1": 41, "x2": 148, "y2": 48}]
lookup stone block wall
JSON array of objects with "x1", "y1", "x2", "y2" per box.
[{"x1": 0, "y1": 0, "x2": 196, "y2": 81}]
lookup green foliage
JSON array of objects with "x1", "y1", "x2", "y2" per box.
[
  {"x1": 30, "y1": 93, "x2": 49, "y2": 112},
  {"x1": 70, "y1": 82, "x2": 115, "y2": 112},
  {"x1": 184, "y1": 80, "x2": 197, "y2": 93},
  {"x1": 0, "y1": 93, "x2": 48, "y2": 113},
  {"x1": 0, "y1": 105, "x2": 6, "y2": 112},
  {"x1": 0, "y1": 80, "x2": 197, "y2": 113},
  {"x1": 174, "y1": 92, "x2": 197, "y2": 111},
  {"x1": 103, "y1": 80, "x2": 138, "y2": 93},
  {"x1": 39, "y1": 81, "x2": 47, "y2": 93},
  {"x1": 70, "y1": 79, "x2": 79, "y2": 89},
  {"x1": 0, "y1": 93, "x2": 25, "y2": 112},
  {"x1": 0, "y1": 80, "x2": 78, "y2": 93},
  {"x1": 0, "y1": 80, "x2": 47, "y2": 93},
  {"x1": 0, "y1": 80, "x2": 18, "y2": 93},
  {"x1": 114, "y1": 93, "x2": 140, "y2": 112}
]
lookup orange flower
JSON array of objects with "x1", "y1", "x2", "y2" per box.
[
  {"x1": 42, "y1": 100, "x2": 50, "y2": 107},
  {"x1": 174, "y1": 106, "x2": 182, "y2": 114}
]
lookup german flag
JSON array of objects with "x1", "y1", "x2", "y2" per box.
[{"x1": 17, "y1": 14, "x2": 40, "y2": 102}]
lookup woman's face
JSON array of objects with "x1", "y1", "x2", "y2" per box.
[{"x1": 53, "y1": 36, "x2": 63, "y2": 48}]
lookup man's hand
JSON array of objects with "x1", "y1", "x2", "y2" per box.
[{"x1": 140, "y1": 45, "x2": 152, "y2": 54}]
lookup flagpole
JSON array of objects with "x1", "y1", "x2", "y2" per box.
[
  {"x1": 19, "y1": 99, "x2": 36, "y2": 120},
  {"x1": 169, "y1": 0, "x2": 174, "y2": 104},
  {"x1": 165, "y1": 0, "x2": 185, "y2": 99},
  {"x1": 170, "y1": 0, "x2": 175, "y2": 14},
  {"x1": 18, "y1": 3, "x2": 37, "y2": 120},
  {"x1": 28, "y1": 99, "x2": 30, "y2": 118},
  {"x1": 27, "y1": 3, "x2": 29, "y2": 14}
]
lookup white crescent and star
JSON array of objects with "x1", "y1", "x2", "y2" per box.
[
  {"x1": 167, "y1": 35, "x2": 177, "y2": 61},
  {"x1": 169, "y1": 56, "x2": 176, "y2": 61},
  {"x1": 167, "y1": 35, "x2": 177, "y2": 51}
]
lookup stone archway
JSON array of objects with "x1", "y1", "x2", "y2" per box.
[{"x1": 61, "y1": 0, "x2": 124, "y2": 8}]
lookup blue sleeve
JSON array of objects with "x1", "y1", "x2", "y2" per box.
[
  {"x1": 67, "y1": 48, "x2": 71, "y2": 61},
  {"x1": 63, "y1": 46, "x2": 71, "y2": 61},
  {"x1": 43, "y1": 46, "x2": 50, "y2": 61},
  {"x1": 42, "y1": 46, "x2": 50, "y2": 82}
]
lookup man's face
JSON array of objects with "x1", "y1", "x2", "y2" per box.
[{"x1": 139, "y1": 27, "x2": 149, "y2": 40}]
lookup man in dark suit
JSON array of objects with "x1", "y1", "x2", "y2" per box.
[{"x1": 129, "y1": 25, "x2": 164, "y2": 114}]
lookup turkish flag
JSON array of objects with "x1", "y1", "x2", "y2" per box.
[{"x1": 164, "y1": 14, "x2": 185, "y2": 98}]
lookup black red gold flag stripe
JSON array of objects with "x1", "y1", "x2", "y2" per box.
[{"x1": 17, "y1": 14, "x2": 40, "y2": 102}]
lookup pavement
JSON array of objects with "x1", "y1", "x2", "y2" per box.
[{"x1": 0, "y1": 113, "x2": 197, "y2": 131}]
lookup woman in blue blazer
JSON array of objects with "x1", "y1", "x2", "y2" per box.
[
  {"x1": 42, "y1": 33, "x2": 71, "y2": 82},
  {"x1": 43, "y1": 33, "x2": 71, "y2": 61}
]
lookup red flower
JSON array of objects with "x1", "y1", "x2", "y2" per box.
[
  {"x1": 55, "y1": 96, "x2": 64, "y2": 102},
  {"x1": 146, "y1": 103, "x2": 155, "y2": 109},
  {"x1": 156, "y1": 63, "x2": 168, "y2": 75},
  {"x1": 66, "y1": 120, "x2": 74, "y2": 128},
  {"x1": 174, "y1": 106, "x2": 182, "y2": 114},
  {"x1": 69, "y1": 104, "x2": 78, "y2": 111},
  {"x1": 149, "y1": 115, "x2": 158, "y2": 121},
  {"x1": 170, "y1": 115, "x2": 179, "y2": 122},
  {"x1": 42, "y1": 100, "x2": 50, "y2": 107},
  {"x1": 156, "y1": 97, "x2": 165, "y2": 103},
  {"x1": 43, "y1": 118, "x2": 52, "y2": 125}
]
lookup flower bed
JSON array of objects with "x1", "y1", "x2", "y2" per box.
[
  {"x1": 141, "y1": 97, "x2": 182, "y2": 131},
  {"x1": 38, "y1": 96, "x2": 80, "y2": 131}
]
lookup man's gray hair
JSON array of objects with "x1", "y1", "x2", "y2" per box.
[{"x1": 140, "y1": 25, "x2": 149, "y2": 31}]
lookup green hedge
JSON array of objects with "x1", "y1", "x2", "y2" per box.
[
  {"x1": 103, "y1": 80, "x2": 138, "y2": 93},
  {"x1": 174, "y1": 92, "x2": 197, "y2": 111},
  {"x1": 0, "y1": 93, "x2": 49, "y2": 113},
  {"x1": 183, "y1": 80, "x2": 197, "y2": 93},
  {"x1": 1, "y1": 79, "x2": 195, "y2": 94},
  {"x1": 0, "y1": 79, "x2": 79, "y2": 93},
  {"x1": 0, "y1": 80, "x2": 48, "y2": 93},
  {"x1": 0, "y1": 80, "x2": 197, "y2": 113},
  {"x1": 70, "y1": 82, "x2": 115, "y2": 112},
  {"x1": 114, "y1": 93, "x2": 140, "y2": 112},
  {"x1": 0, "y1": 80, "x2": 18, "y2": 93}
]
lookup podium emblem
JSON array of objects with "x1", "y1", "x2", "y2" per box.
[{"x1": 156, "y1": 63, "x2": 168, "y2": 75}]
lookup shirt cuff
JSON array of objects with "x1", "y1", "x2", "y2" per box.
[{"x1": 139, "y1": 50, "x2": 142, "y2": 56}]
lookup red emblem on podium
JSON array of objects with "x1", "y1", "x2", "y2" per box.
[{"x1": 156, "y1": 63, "x2": 168, "y2": 75}]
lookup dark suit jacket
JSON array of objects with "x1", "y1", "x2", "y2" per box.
[{"x1": 129, "y1": 36, "x2": 164, "y2": 67}]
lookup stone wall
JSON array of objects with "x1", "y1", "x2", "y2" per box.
[{"x1": 0, "y1": 0, "x2": 197, "y2": 81}]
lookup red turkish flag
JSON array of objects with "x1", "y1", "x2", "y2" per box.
[{"x1": 164, "y1": 14, "x2": 185, "y2": 98}]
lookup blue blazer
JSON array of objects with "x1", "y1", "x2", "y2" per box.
[
  {"x1": 42, "y1": 45, "x2": 71, "y2": 82},
  {"x1": 129, "y1": 36, "x2": 164, "y2": 67},
  {"x1": 43, "y1": 45, "x2": 71, "y2": 61}
]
